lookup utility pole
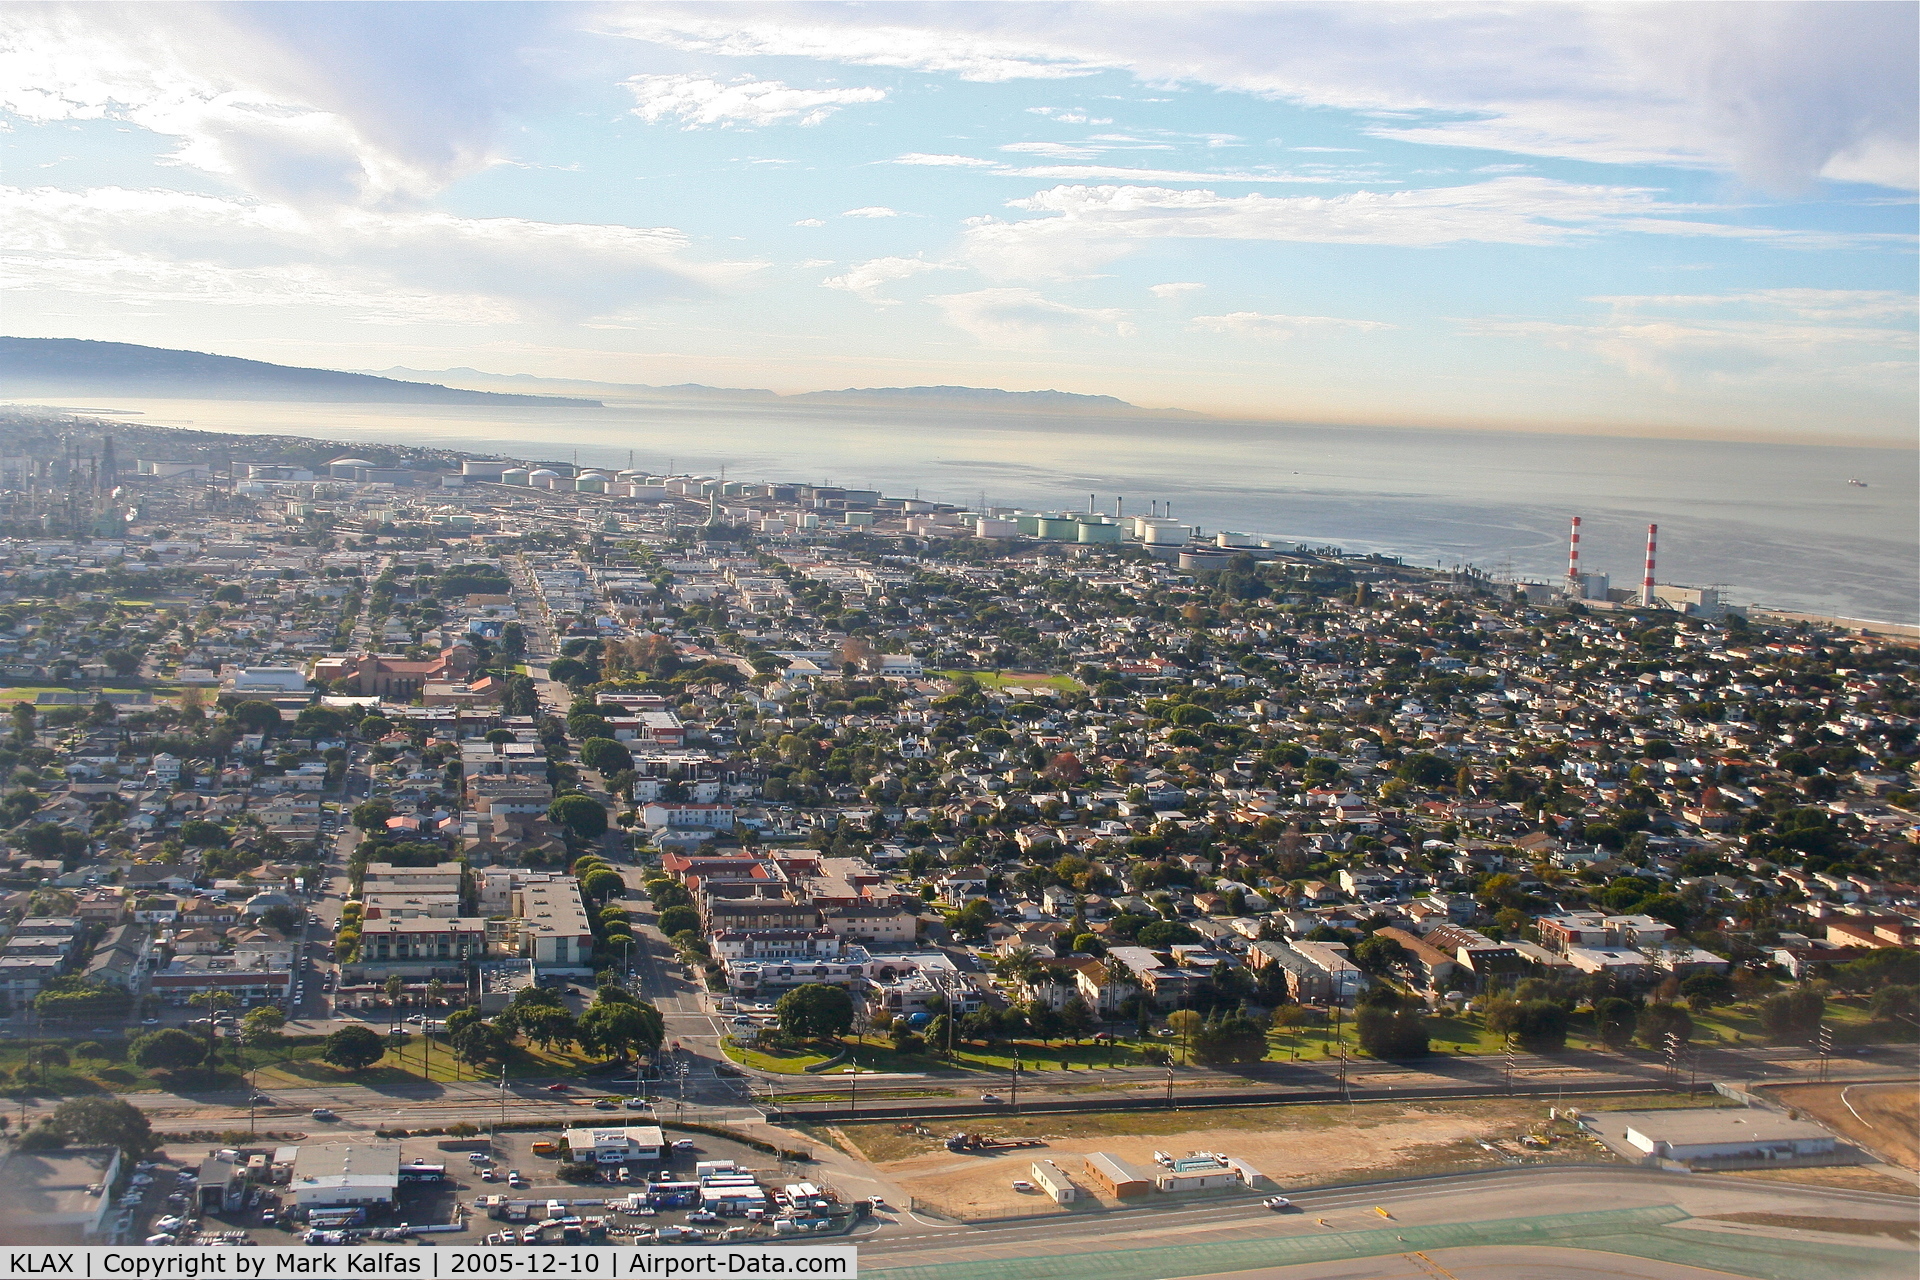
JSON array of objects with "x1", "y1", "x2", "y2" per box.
[
  {"x1": 1164, "y1": 1066, "x2": 1173, "y2": 1110},
  {"x1": 1010, "y1": 1052, "x2": 1020, "y2": 1114},
  {"x1": 1816, "y1": 1023, "x2": 1832, "y2": 1084},
  {"x1": 1503, "y1": 1033, "x2": 1516, "y2": 1096}
]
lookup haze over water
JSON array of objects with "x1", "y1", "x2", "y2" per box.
[{"x1": 40, "y1": 395, "x2": 1920, "y2": 627}]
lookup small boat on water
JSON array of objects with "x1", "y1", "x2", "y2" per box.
[{"x1": 1848, "y1": 478, "x2": 1868, "y2": 487}]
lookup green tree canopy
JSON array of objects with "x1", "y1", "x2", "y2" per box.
[
  {"x1": 580, "y1": 737, "x2": 634, "y2": 775},
  {"x1": 576, "y1": 999, "x2": 665, "y2": 1061},
  {"x1": 775, "y1": 983, "x2": 855, "y2": 1042},
  {"x1": 131, "y1": 1028, "x2": 206, "y2": 1074},
  {"x1": 321, "y1": 1025, "x2": 387, "y2": 1071},
  {"x1": 549, "y1": 795, "x2": 609, "y2": 841}
]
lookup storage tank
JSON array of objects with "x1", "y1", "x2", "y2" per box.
[
  {"x1": 528, "y1": 469, "x2": 561, "y2": 490},
  {"x1": 1015, "y1": 513, "x2": 1044, "y2": 536},
  {"x1": 974, "y1": 517, "x2": 1018, "y2": 539},
  {"x1": 462, "y1": 460, "x2": 512, "y2": 481},
  {"x1": 1179, "y1": 550, "x2": 1233, "y2": 572},
  {"x1": 1037, "y1": 516, "x2": 1079, "y2": 540},
  {"x1": 1142, "y1": 520, "x2": 1190, "y2": 545},
  {"x1": 1215, "y1": 531, "x2": 1257, "y2": 549},
  {"x1": 499, "y1": 468, "x2": 530, "y2": 486},
  {"x1": 1076, "y1": 520, "x2": 1123, "y2": 544},
  {"x1": 574, "y1": 472, "x2": 608, "y2": 493}
]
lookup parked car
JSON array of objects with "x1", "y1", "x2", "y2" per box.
[
  {"x1": 1010, "y1": 1180, "x2": 1035, "y2": 1192},
  {"x1": 671, "y1": 1138, "x2": 695, "y2": 1152}
]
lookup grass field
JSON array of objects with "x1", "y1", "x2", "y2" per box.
[{"x1": 934, "y1": 670, "x2": 1085, "y2": 694}]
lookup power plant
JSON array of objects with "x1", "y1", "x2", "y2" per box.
[{"x1": 1557, "y1": 515, "x2": 1733, "y2": 620}]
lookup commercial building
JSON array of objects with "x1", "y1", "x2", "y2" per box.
[
  {"x1": 288, "y1": 1144, "x2": 401, "y2": 1209},
  {"x1": 562, "y1": 1126, "x2": 666, "y2": 1163},
  {"x1": 510, "y1": 875, "x2": 596, "y2": 973},
  {"x1": 0, "y1": 1147, "x2": 120, "y2": 1243}
]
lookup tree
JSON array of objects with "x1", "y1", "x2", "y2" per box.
[
  {"x1": 41, "y1": 1097, "x2": 155, "y2": 1156},
  {"x1": 1059, "y1": 996, "x2": 1096, "y2": 1043},
  {"x1": 321, "y1": 1025, "x2": 387, "y2": 1071},
  {"x1": 658, "y1": 905, "x2": 700, "y2": 938},
  {"x1": 1757, "y1": 986, "x2": 1824, "y2": 1043},
  {"x1": 131, "y1": 1028, "x2": 205, "y2": 1074},
  {"x1": 259, "y1": 904, "x2": 303, "y2": 937},
  {"x1": 1635, "y1": 1002, "x2": 1693, "y2": 1050},
  {"x1": 518, "y1": 1004, "x2": 578, "y2": 1052},
  {"x1": 500, "y1": 621, "x2": 526, "y2": 658},
  {"x1": 776, "y1": 983, "x2": 855, "y2": 1042},
  {"x1": 1487, "y1": 998, "x2": 1568, "y2": 1051},
  {"x1": 451, "y1": 1021, "x2": 511, "y2": 1069},
  {"x1": 445, "y1": 1007, "x2": 484, "y2": 1038},
  {"x1": 240, "y1": 1006, "x2": 286, "y2": 1052},
  {"x1": 351, "y1": 799, "x2": 396, "y2": 833},
  {"x1": 1869, "y1": 984, "x2": 1918, "y2": 1027},
  {"x1": 359, "y1": 715, "x2": 394, "y2": 740},
  {"x1": 229, "y1": 700, "x2": 282, "y2": 733},
  {"x1": 576, "y1": 1000, "x2": 665, "y2": 1061},
  {"x1": 178, "y1": 818, "x2": 229, "y2": 847},
  {"x1": 1355, "y1": 991, "x2": 1429, "y2": 1059},
  {"x1": 1353, "y1": 934, "x2": 1407, "y2": 975},
  {"x1": 580, "y1": 737, "x2": 633, "y2": 775},
  {"x1": 549, "y1": 795, "x2": 609, "y2": 841},
  {"x1": 1679, "y1": 972, "x2": 1734, "y2": 1013},
  {"x1": 1191, "y1": 1013, "x2": 1270, "y2": 1065},
  {"x1": 1594, "y1": 997, "x2": 1638, "y2": 1049},
  {"x1": 580, "y1": 867, "x2": 624, "y2": 900}
]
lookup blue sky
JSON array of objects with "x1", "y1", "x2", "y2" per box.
[{"x1": 2, "y1": 1, "x2": 1915, "y2": 440}]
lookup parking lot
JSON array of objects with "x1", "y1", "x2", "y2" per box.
[{"x1": 138, "y1": 1126, "x2": 850, "y2": 1247}]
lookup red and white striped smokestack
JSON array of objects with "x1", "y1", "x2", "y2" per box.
[
  {"x1": 1642, "y1": 523, "x2": 1658, "y2": 606},
  {"x1": 1567, "y1": 516, "x2": 1582, "y2": 593}
]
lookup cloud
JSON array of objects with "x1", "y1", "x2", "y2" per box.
[
  {"x1": 928, "y1": 287, "x2": 1135, "y2": 346},
  {"x1": 841, "y1": 206, "x2": 900, "y2": 218},
  {"x1": 792, "y1": 218, "x2": 826, "y2": 227},
  {"x1": 1589, "y1": 288, "x2": 1919, "y2": 322},
  {"x1": 1150, "y1": 282, "x2": 1206, "y2": 298},
  {"x1": 1190, "y1": 311, "x2": 1394, "y2": 339},
  {"x1": 0, "y1": 184, "x2": 730, "y2": 325},
  {"x1": 0, "y1": 3, "x2": 568, "y2": 206},
  {"x1": 1463, "y1": 290, "x2": 1917, "y2": 387},
  {"x1": 1026, "y1": 106, "x2": 1113, "y2": 124},
  {"x1": 889, "y1": 153, "x2": 1386, "y2": 184},
  {"x1": 892, "y1": 153, "x2": 997, "y2": 167},
  {"x1": 960, "y1": 178, "x2": 1890, "y2": 278},
  {"x1": 623, "y1": 74, "x2": 886, "y2": 129},
  {"x1": 821, "y1": 256, "x2": 958, "y2": 305},
  {"x1": 608, "y1": 3, "x2": 1918, "y2": 191}
]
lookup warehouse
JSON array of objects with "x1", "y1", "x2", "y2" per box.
[
  {"x1": 1082, "y1": 1152, "x2": 1151, "y2": 1199},
  {"x1": 1593, "y1": 1109, "x2": 1836, "y2": 1166}
]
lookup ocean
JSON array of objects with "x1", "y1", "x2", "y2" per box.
[{"x1": 18, "y1": 395, "x2": 1918, "y2": 626}]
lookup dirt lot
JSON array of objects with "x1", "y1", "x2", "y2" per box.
[
  {"x1": 829, "y1": 1095, "x2": 1639, "y2": 1220},
  {"x1": 1763, "y1": 1081, "x2": 1920, "y2": 1171}
]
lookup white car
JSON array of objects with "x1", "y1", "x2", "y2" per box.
[
  {"x1": 671, "y1": 1138, "x2": 695, "y2": 1152},
  {"x1": 1010, "y1": 1180, "x2": 1036, "y2": 1192},
  {"x1": 1263, "y1": 1196, "x2": 1294, "y2": 1211}
]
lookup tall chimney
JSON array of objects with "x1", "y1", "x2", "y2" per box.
[
  {"x1": 1567, "y1": 516, "x2": 1582, "y2": 596},
  {"x1": 1642, "y1": 523, "x2": 1658, "y2": 607},
  {"x1": 1114, "y1": 496, "x2": 1123, "y2": 519}
]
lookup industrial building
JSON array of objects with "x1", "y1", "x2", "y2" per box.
[
  {"x1": 561, "y1": 1125, "x2": 666, "y2": 1163},
  {"x1": 1586, "y1": 1109, "x2": 1837, "y2": 1167}
]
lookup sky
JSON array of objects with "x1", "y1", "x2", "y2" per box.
[{"x1": 2, "y1": 1, "x2": 1916, "y2": 441}]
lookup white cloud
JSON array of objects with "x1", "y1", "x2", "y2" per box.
[
  {"x1": 960, "y1": 178, "x2": 1889, "y2": 279},
  {"x1": 1149, "y1": 282, "x2": 1206, "y2": 298},
  {"x1": 623, "y1": 74, "x2": 886, "y2": 129},
  {"x1": 1190, "y1": 311, "x2": 1393, "y2": 339},
  {"x1": 1463, "y1": 291, "x2": 1917, "y2": 388},
  {"x1": 1589, "y1": 289, "x2": 1918, "y2": 322},
  {"x1": 608, "y1": 4, "x2": 1918, "y2": 191},
  {"x1": 792, "y1": 218, "x2": 826, "y2": 226},
  {"x1": 0, "y1": 4, "x2": 569, "y2": 206},
  {"x1": 927, "y1": 287, "x2": 1135, "y2": 346},
  {"x1": 1025, "y1": 106, "x2": 1113, "y2": 124},
  {"x1": 892, "y1": 153, "x2": 996, "y2": 167},
  {"x1": 841, "y1": 206, "x2": 900, "y2": 218},
  {"x1": 605, "y1": 13, "x2": 1120, "y2": 82},
  {"x1": 821, "y1": 256, "x2": 958, "y2": 305},
  {"x1": 0, "y1": 184, "x2": 729, "y2": 325}
]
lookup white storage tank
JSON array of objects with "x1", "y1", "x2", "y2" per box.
[
  {"x1": 463, "y1": 460, "x2": 512, "y2": 481},
  {"x1": 974, "y1": 517, "x2": 1018, "y2": 539},
  {"x1": 575, "y1": 472, "x2": 609, "y2": 493},
  {"x1": 1143, "y1": 520, "x2": 1190, "y2": 545},
  {"x1": 529, "y1": 469, "x2": 561, "y2": 490},
  {"x1": 499, "y1": 468, "x2": 530, "y2": 486}
]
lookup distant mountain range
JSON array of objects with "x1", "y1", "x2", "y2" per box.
[
  {"x1": 0, "y1": 338, "x2": 602, "y2": 407},
  {"x1": 368, "y1": 366, "x2": 1185, "y2": 415}
]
